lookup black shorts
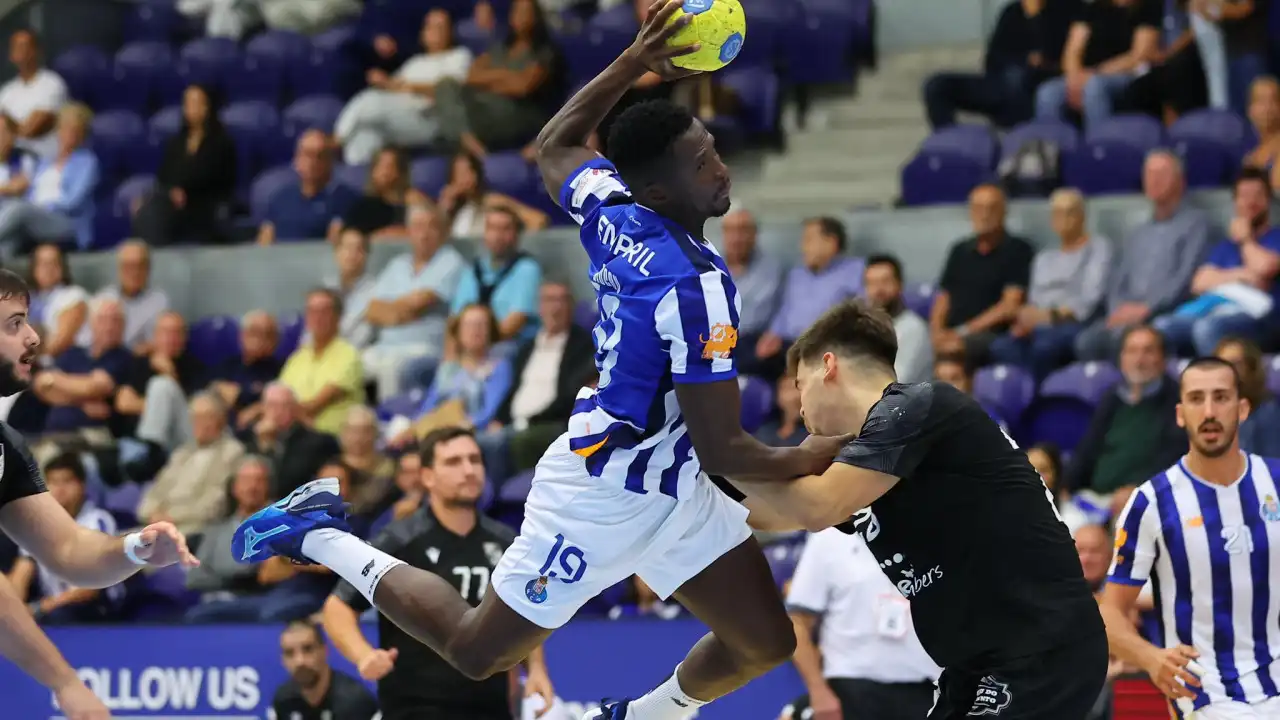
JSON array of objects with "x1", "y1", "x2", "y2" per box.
[
  {"x1": 929, "y1": 632, "x2": 1108, "y2": 719},
  {"x1": 784, "y1": 678, "x2": 938, "y2": 720}
]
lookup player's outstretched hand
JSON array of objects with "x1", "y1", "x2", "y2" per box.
[
  {"x1": 133, "y1": 521, "x2": 200, "y2": 568},
  {"x1": 358, "y1": 648, "x2": 398, "y2": 681},
  {"x1": 1143, "y1": 645, "x2": 1202, "y2": 700},
  {"x1": 625, "y1": 0, "x2": 703, "y2": 81},
  {"x1": 55, "y1": 678, "x2": 111, "y2": 719},
  {"x1": 796, "y1": 433, "x2": 857, "y2": 476}
]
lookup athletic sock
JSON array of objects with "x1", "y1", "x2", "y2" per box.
[
  {"x1": 300, "y1": 527, "x2": 405, "y2": 604},
  {"x1": 625, "y1": 664, "x2": 708, "y2": 720}
]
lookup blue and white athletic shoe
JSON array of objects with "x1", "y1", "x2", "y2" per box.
[
  {"x1": 581, "y1": 699, "x2": 631, "y2": 719},
  {"x1": 231, "y1": 477, "x2": 349, "y2": 564}
]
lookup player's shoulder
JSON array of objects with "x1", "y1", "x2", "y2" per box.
[
  {"x1": 0, "y1": 421, "x2": 38, "y2": 470},
  {"x1": 864, "y1": 382, "x2": 942, "y2": 427},
  {"x1": 478, "y1": 514, "x2": 517, "y2": 544}
]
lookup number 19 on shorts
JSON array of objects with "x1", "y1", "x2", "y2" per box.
[{"x1": 525, "y1": 534, "x2": 588, "y2": 605}]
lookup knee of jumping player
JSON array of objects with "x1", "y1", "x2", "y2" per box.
[
  {"x1": 447, "y1": 641, "x2": 513, "y2": 681},
  {"x1": 738, "y1": 614, "x2": 797, "y2": 671}
]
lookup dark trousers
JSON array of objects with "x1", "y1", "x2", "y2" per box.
[
  {"x1": 785, "y1": 678, "x2": 938, "y2": 720},
  {"x1": 1119, "y1": 43, "x2": 1207, "y2": 119},
  {"x1": 987, "y1": 323, "x2": 1084, "y2": 380},
  {"x1": 133, "y1": 191, "x2": 228, "y2": 246},
  {"x1": 923, "y1": 67, "x2": 1035, "y2": 130}
]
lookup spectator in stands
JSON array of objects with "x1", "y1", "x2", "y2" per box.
[
  {"x1": 1188, "y1": 0, "x2": 1268, "y2": 114},
  {"x1": 1244, "y1": 76, "x2": 1280, "y2": 188},
  {"x1": 929, "y1": 184, "x2": 1034, "y2": 364},
  {"x1": 389, "y1": 451, "x2": 423, "y2": 521},
  {"x1": 1075, "y1": 524, "x2": 1112, "y2": 593},
  {"x1": 437, "y1": 152, "x2": 549, "y2": 238},
  {"x1": 1064, "y1": 325, "x2": 1186, "y2": 506},
  {"x1": 270, "y1": 620, "x2": 379, "y2": 720},
  {"x1": 339, "y1": 148, "x2": 428, "y2": 239},
  {"x1": 246, "y1": 383, "x2": 340, "y2": 498},
  {"x1": 324, "y1": 229, "x2": 377, "y2": 351},
  {"x1": 933, "y1": 352, "x2": 1009, "y2": 430},
  {"x1": 1033, "y1": 0, "x2": 1161, "y2": 128},
  {"x1": 863, "y1": 254, "x2": 933, "y2": 383},
  {"x1": 137, "y1": 392, "x2": 245, "y2": 536},
  {"x1": 0, "y1": 30, "x2": 65, "y2": 159},
  {"x1": 1027, "y1": 441, "x2": 1092, "y2": 531},
  {"x1": 7, "y1": 453, "x2": 123, "y2": 623},
  {"x1": 36, "y1": 298, "x2": 132, "y2": 442},
  {"x1": 434, "y1": 0, "x2": 560, "y2": 157},
  {"x1": 113, "y1": 311, "x2": 208, "y2": 450},
  {"x1": 989, "y1": 188, "x2": 1112, "y2": 379},
  {"x1": 0, "y1": 102, "x2": 97, "y2": 253},
  {"x1": 336, "y1": 9, "x2": 474, "y2": 165},
  {"x1": 87, "y1": 240, "x2": 169, "y2": 353},
  {"x1": 185, "y1": 455, "x2": 272, "y2": 609},
  {"x1": 363, "y1": 204, "x2": 466, "y2": 399},
  {"x1": 1152, "y1": 167, "x2": 1280, "y2": 356},
  {"x1": 923, "y1": 0, "x2": 1074, "y2": 130},
  {"x1": 755, "y1": 372, "x2": 807, "y2": 448},
  {"x1": 0, "y1": 118, "x2": 36, "y2": 199},
  {"x1": 755, "y1": 217, "x2": 863, "y2": 379},
  {"x1": 719, "y1": 208, "x2": 782, "y2": 376},
  {"x1": 1215, "y1": 336, "x2": 1280, "y2": 456},
  {"x1": 337, "y1": 405, "x2": 394, "y2": 516},
  {"x1": 482, "y1": 281, "x2": 595, "y2": 482},
  {"x1": 257, "y1": 130, "x2": 357, "y2": 245},
  {"x1": 450, "y1": 206, "x2": 543, "y2": 346},
  {"x1": 134, "y1": 84, "x2": 236, "y2": 246},
  {"x1": 280, "y1": 288, "x2": 365, "y2": 436},
  {"x1": 210, "y1": 310, "x2": 281, "y2": 433},
  {"x1": 26, "y1": 242, "x2": 87, "y2": 357},
  {"x1": 1074, "y1": 150, "x2": 1211, "y2": 361},
  {"x1": 1116, "y1": 0, "x2": 1207, "y2": 124}
]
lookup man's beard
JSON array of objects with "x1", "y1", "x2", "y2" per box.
[
  {"x1": 292, "y1": 667, "x2": 320, "y2": 689},
  {"x1": 0, "y1": 355, "x2": 31, "y2": 397}
]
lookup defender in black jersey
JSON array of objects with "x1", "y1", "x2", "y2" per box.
[
  {"x1": 271, "y1": 620, "x2": 379, "y2": 720},
  {"x1": 323, "y1": 427, "x2": 554, "y2": 720},
  {"x1": 736, "y1": 300, "x2": 1107, "y2": 720}
]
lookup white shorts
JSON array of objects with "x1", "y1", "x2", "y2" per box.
[
  {"x1": 1191, "y1": 697, "x2": 1280, "y2": 719},
  {"x1": 491, "y1": 433, "x2": 752, "y2": 629}
]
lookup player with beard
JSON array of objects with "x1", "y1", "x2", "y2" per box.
[
  {"x1": 271, "y1": 620, "x2": 379, "y2": 720},
  {"x1": 1104, "y1": 357, "x2": 1280, "y2": 719},
  {"x1": 729, "y1": 300, "x2": 1108, "y2": 719},
  {"x1": 0, "y1": 268, "x2": 198, "y2": 720}
]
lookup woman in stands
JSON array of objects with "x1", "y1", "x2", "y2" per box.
[
  {"x1": 25, "y1": 242, "x2": 87, "y2": 358},
  {"x1": 134, "y1": 84, "x2": 236, "y2": 246},
  {"x1": 437, "y1": 151, "x2": 548, "y2": 238},
  {"x1": 1244, "y1": 76, "x2": 1280, "y2": 191},
  {"x1": 1214, "y1": 335, "x2": 1280, "y2": 456},
  {"x1": 338, "y1": 147, "x2": 428, "y2": 239},
  {"x1": 0, "y1": 103, "x2": 98, "y2": 253},
  {"x1": 433, "y1": 0, "x2": 563, "y2": 157}
]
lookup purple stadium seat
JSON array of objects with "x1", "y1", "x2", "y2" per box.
[
  {"x1": 455, "y1": 18, "x2": 494, "y2": 56},
  {"x1": 231, "y1": 30, "x2": 309, "y2": 103},
  {"x1": 1062, "y1": 141, "x2": 1146, "y2": 196},
  {"x1": 122, "y1": 1, "x2": 182, "y2": 43},
  {"x1": 112, "y1": 41, "x2": 176, "y2": 113},
  {"x1": 52, "y1": 46, "x2": 111, "y2": 108},
  {"x1": 143, "y1": 564, "x2": 197, "y2": 603},
  {"x1": 334, "y1": 163, "x2": 367, "y2": 191},
  {"x1": 147, "y1": 105, "x2": 183, "y2": 140},
  {"x1": 903, "y1": 282, "x2": 935, "y2": 318},
  {"x1": 1022, "y1": 397, "x2": 1094, "y2": 453},
  {"x1": 482, "y1": 152, "x2": 534, "y2": 198},
  {"x1": 1168, "y1": 108, "x2": 1250, "y2": 153},
  {"x1": 91, "y1": 110, "x2": 148, "y2": 180},
  {"x1": 282, "y1": 95, "x2": 344, "y2": 138},
  {"x1": 409, "y1": 156, "x2": 451, "y2": 197},
  {"x1": 900, "y1": 152, "x2": 991, "y2": 206},
  {"x1": 1171, "y1": 138, "x2": 1231, "y2": 189},
  {"x1": 921, "y1": 125, "x2": 998, "y2": 168},
  {"x1": 221, "y1": 101, "x2": 281, "y2": 190},
  {"x1": 288, "y1": 46, "x2": 356, "y2": 100},
  {"x1": 735, "y1": 0, "x2": 785, "y2": 68},
  {"x1": 93, "y1": 174, "x2": 153, "y2": 250},
  {"x1": 588, "y1": 3, "x2": 639, "y2": 34},
  {"x1": 1039, "y1": 361, "x2": 1121, "y2": 406},
  {"x1": 250, "y1": 165, "x2": 297, "y2": 222},
  {"x1": 719, "y1": 68, "x2": 781, "y2": 135},
  {"x1": 559, "y1": 29, "x2": 627, "y2": 87},
  {"x1": 1000, "y1": 120, "x2": 1080, "y2": 163},
  {"x1": 276, "y1": 311, "x2": 304, "y2": 361},
  {"x1": 177, "y1": 37, "x2": 242, "y2": 95},
  {"x1": 739, "y1": 375, "x2": 774, "y2": 433},
  {"x1": 782, "y1": 0, "x2": 858, "y2": 85},
  {"x1": 103, "y1": 482, "x2": 143, "y2": 515},
  {"x1": 311, "y1": 24, "x2": 359, "y2": 55},
  {"x1": 188, "y1": 315, "x2": 240, "y2": 366},
  {"x1": 973, "y1": 364, "x2": 1036, "y2": 424},
  {"x1": 574, "y1": 299, "x2": 597, "y2": 330},
  {"x1": 1267, "y1": 354, "x2": 1280, "y2": 397},
  {"x1": 1085, "y1": 114, "x2": 1164, "y2": 150},
  {"x1": 498, "y1": 469, "x2": 535, "y2": 505},
  {"x1": 478, "y1": 479, "x2": 495, "y2": 511},
  {"x1": 762, "y1": 534, "x2": 806, "y2": 587},
  {"x1": 376, "y1": 388, "x2": 425, "y2": 422},
  {"x1": 113, "y1": 174, "x2": 156, "y2": 216},
  {"x1": 1167, "y1": 357, "x2": 1190, "y2": 378}
]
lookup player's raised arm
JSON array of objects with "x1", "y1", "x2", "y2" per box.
[{"x1": 533, "y1": 0, "x2": 699, "y2": 201}]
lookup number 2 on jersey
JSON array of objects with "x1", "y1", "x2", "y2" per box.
[
  {"x1": 539, "y1": 533, "x2": 588, "y2": 584},
  {"x1": 1000, "y1": 427, "x2": 1067, "y2": 526}
]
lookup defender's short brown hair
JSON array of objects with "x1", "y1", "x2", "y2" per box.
[{"x1": 786, "y1": 299, "x2": 899, "y2": 376}]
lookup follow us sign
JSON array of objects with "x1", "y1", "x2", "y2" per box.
[{"x1": 0, "y1": 620, "x2": 803, "y2": 719}]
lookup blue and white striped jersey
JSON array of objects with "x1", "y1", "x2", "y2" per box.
[
  {"x1": 1109, "y1": 454, "x2": 1280, "y2": 715},
  {"x1": 558, "y1": 157, "x2": 742, "y2": 498}
]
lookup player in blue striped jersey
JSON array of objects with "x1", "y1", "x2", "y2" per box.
[
  {"x1": 1103, "y1": 357, "x2": 1280, "y2": 719},
  {"x1": 229, "y1": 4, "x2": 846, "y2": 720}
]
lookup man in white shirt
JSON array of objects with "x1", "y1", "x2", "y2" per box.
[
  {"x1": 335, "y1": 8, "x2": 474, "y2": 164},
  {"x1": 863, "y1": 254, "x2": 933, "y2": 384},
  {"x1": 0, "y1": 31, "x2": 66, "y2": 159},
  {"x1": 783, "y1": 528, "x2": 940, "y2": 720}
]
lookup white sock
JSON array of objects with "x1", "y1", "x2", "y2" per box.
[
  {"x1": 626, "y1": 664, "x2": 708, "y2": 720},
  {"x1": 300, "y1": 527, "x2": 405, "y2": 605}
]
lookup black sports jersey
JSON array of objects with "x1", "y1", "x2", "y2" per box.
[
  {"x1": 835, "y1": 382, "x2": 1102, "y2": 670},
  {"x1": 332, "y1": 507, "x2": 515, "y2": 715},
  {"x1": 269, "y1": 670, "x2": 379, "y2": 720},
  {"x1": 0, "y1": 422, "x2": 46, "y2": 509}
]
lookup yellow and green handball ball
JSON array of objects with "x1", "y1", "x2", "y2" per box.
[{"x1": 664, "y1": 0, "x2": 747, "y2": 73}]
